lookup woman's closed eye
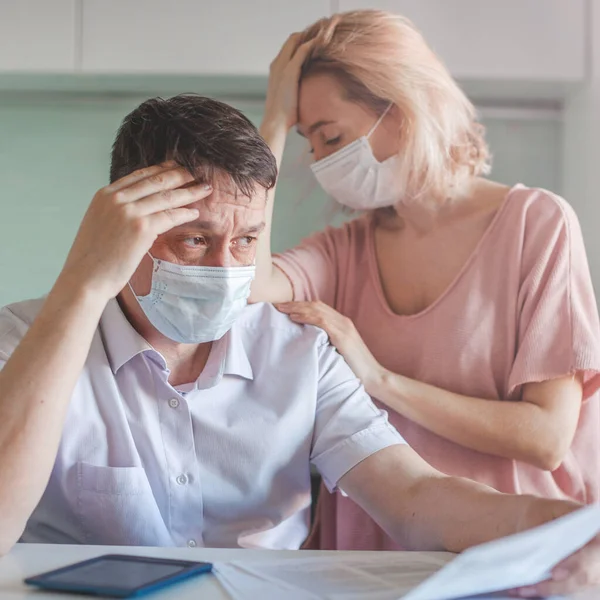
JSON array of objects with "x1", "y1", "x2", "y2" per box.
[{"x1": 309, "y1": 135, "x2": 343, "y2": 155}]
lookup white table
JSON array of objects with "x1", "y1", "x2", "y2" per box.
[
  {"x1": 0, "y1": 544, "x2": 456, "y2": 599},
  {"x1": 0, "y1": 543, "x2": 597, "y2": 599}
]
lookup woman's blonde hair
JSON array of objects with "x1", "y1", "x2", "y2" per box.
[{"x1": 297, "y1": 10, "x2": 490, "y2": 203}]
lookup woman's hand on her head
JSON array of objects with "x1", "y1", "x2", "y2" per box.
[
  {"x1": 276, "y1": 301, "x2": 386, "y2": 392},
  {"x1": 263, "y1": 33, "x2": 315, "y2": 131}
]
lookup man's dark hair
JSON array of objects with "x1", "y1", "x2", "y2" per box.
[{"x1": 110, "y1": 94, "x2": 277, "y2": 197}]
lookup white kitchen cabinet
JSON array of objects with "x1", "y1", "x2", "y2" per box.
[
  {"x1": 81, "y1": 0, "x2": 329, "y2": 74},
  {"x1": 0, "y1": 0, "x2": 76, "y2": 72},
  {"x1": 338, "y1": 0, "x2": 586, "y2": 82}
]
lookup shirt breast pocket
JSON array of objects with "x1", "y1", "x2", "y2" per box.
[{"x1": 76, "y1": 462, "x2": 172, "y2": 546}]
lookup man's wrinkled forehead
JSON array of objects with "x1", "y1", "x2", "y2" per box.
[{"x1": 184, "y1": 171, "x2": 267, "y2": 209}]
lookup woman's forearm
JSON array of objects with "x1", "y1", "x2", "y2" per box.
[
  {"x1": 369, "y1": 370, "x2": 579, "y2": 470},
  {"x1": 250, "y1": 118, "x2": 294, "y2": 303}
]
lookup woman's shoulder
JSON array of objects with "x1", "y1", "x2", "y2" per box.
[
  {"x1": 504, "y1": 184, "x2": 580, "y2": 228},
  {"x1": 497, "y1": 184, "x2": 587, "y2": 271}
]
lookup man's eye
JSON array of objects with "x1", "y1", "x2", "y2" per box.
[
  {"x1": 236, "y1": 236, "x2": 257, "y2": 248},
  {"x1": 183, "y1": 236, "x2": 206, "y2": 247}
]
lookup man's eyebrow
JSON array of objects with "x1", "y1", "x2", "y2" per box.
[
  {"x1": 241, "y1": 222, "x2": 266, "y2": 235},
  {"x1": 179, "y1": 221, "x2": 219, "y2": 231}
]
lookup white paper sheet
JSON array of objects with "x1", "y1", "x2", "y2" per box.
[
  {"x1": 214, "y1": 553, "x2": 450, "y2": 600},
  {"x1": 403, "y1": 504, "x2": 600, "y2": 600}
]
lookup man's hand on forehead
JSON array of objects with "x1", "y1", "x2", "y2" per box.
[{"x1": 61, "y1": 162, "x2": 214, "y2": 301}]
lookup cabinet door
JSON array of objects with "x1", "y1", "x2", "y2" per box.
[
  {"x1": 338, "y1": 0, "x2": 586, "y2": 81},
  {"x1": 0, "y1": 0, "x2": 76, "y2": 71},
  {"x1": 81, "y1": 0, "x2": 329, "y2": 74}
]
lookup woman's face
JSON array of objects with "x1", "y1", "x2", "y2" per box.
[{"x1": 296, "y1": 72, "x2": 401, "y2": 162}]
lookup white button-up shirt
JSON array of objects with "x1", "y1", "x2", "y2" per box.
[{"x1": 0, "y1": 299, "x2": 404, "y2": 549}]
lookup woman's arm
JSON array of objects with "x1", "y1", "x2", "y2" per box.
[
  {"x1": 277, "y1": 300, "x2": 582, "y2": 470},
  {"x1": 250, "y1": 34, "x2": 315, "y2": 304},
  {"x1": 252, "y1": 119, "x2": 293, "y2": 302},
  {"x1": 370, "y1": 371, "x2": 581, "y2": 471}
]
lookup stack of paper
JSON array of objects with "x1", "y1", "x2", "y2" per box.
[{"x1": 214, "y1": 504, "x2": 600, "y2": 600}]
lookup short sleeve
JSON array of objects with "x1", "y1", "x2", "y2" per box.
[
  {"x1": 0, "y1": 309, "x2": 24, "y2": 367},
  {"x1": 310, "y1": 337, "x2": 405, "y2": 492},
  {"x1": 0, "y1": 300, "x2": 43, "y2": 371},
  {"x1": 508, "y1": 193, "x2": 600, "y2": 399}
]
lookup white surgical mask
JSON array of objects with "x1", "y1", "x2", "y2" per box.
[
  {"x1": 132, "y1": 255, "x2": 255, "y2": 344},
  {"x1": 310, "y1": 104, "x2": 400, "y2": 210}
]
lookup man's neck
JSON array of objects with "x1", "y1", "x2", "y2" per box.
[
  {"x1": 116, "y1": 290, "x2": 212, "y2": 387},
  {"x1": 158, "y1": 341, "x2": 212, "y2": 387}
]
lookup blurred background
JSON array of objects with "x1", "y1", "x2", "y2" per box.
[{"x1": 0, "y1": 0, "x2": 596, "y2": 307}]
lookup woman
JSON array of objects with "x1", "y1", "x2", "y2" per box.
[{"x1": 251, "y1": 10, "x2": 600, "y2": 551}]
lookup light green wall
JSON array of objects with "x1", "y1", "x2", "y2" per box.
[{"x1": 0, "y1": 92, "x2": 561, "y2": 308}]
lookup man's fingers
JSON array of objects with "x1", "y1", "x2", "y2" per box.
[
  {"x1": 149, "y1": 207, "x2": 201, "y2": 236},
  {"x1": 107, "y1": 162, "x2": 178, "y2": 193},
  {"x1": 114, "y1": 167, "x2": 199, "y2": 204},
  {"x1": 135, "y1": 183, "x2": 213, "y2": 216},
  {"x1": 513, "y1": 578, "x2": 576, "y2": 598}
]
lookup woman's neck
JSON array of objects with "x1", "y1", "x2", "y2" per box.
[{"x1": 376, "y1": 178, "x2": 510, "y2": 236}]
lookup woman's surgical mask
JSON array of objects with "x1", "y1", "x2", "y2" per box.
[
  {"x1": 310, "y1": 104, "x2": 400, "y2": 210},
  {"x1": 131, "y1": 254, "x2": 255, "y2": 344}
]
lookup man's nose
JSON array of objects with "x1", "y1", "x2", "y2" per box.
[{"x1": 202, "y1": 243, "x2": 231, "y2": 268}]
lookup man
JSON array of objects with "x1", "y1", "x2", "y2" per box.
[{"x1": 0, "y1": 95, "x2": 598, "y2": 596}]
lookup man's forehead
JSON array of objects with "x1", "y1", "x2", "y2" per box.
[
  {"x1": 205, "y1": 171, "x2": 267, "y2": 205},
  {"x1": 206, "y1": 185, "x2": 266, "y2": 208}
]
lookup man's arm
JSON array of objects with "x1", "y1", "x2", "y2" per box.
[
  {"x1": 339, "y1": 445, "x2": 579, "y2": 553},
  {"x1": 0, "y1": 164, "x2": 210, "y2": 555},
  {"x1": 0, "y1": 281, "x2": 107, "y2": 553}
]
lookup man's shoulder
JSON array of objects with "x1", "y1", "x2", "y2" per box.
[
  {"x1": 234, "y1": 302, "x2": 328, "y2": 345},
  {"x1": 0, "y1": 297, "x2": 46, "y2": 359},
  {"x1": 0, "y1": 297, "x2": 46, "y2": 324}
]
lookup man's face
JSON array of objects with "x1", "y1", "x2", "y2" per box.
[{"x1": 131, "y1": 171, "x2": 266, "y2": 296}]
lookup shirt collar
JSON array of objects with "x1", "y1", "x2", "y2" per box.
[
  {"x1": 223, "y1": 324, "x2": 254, "y2": 381},
  {"x1": 100, "y1": 299, "x2": 158, "y2": 374},
  {"x1": 100, "y1": 299, "x2": 253, "y2": 381}
]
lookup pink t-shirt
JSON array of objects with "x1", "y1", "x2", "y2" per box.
[{"x1": 273, "y1": 185, "x2": 600, "y2": 550}]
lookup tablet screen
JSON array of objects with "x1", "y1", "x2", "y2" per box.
[{"x1": 41, "y1": 557, "x2": 186, "y2": 591}]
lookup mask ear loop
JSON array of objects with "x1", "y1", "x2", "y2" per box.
[
  {"x1": 128, "y1": 252, "x2": 158, "y2": 298},
  {"x1": 366, "y1": 103, "x2": 393, "y2": 139}
]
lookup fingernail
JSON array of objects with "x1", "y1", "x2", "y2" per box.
[
  {"x1": 553, "y1": 568, "x2": 570, "y2": 581},
  {"x1": 203, "y1": 184, "x2": 212, "y2": 190}
]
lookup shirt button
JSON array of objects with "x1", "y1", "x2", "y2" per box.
[
  {"x1": 176, "y1": 474, "x2": 188, "y2": 485},
  {"x1": 168, "y1": 398, "x2": 179, "y2": 409},
  {"x1": 187, "y1": 539, "x2": 197, "y2": 548}
]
